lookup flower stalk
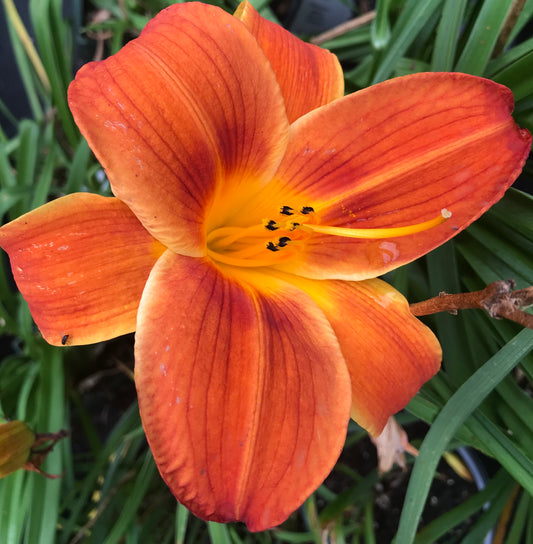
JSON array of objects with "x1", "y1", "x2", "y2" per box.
[{"x1": 409, "y1": 280, "x2": 533, "y2": 329}]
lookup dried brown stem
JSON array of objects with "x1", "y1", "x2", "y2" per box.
[
  {"x1": 311, "y1": 10, "x2": 376, "y2": 45},
  {"x1": 493, "y1": 0, "x2": 527, "y2": 57},
  {"x1": 409, "y1": 280, "x2": 533, "y2": 329},
  {"x1": 23, "y1": 429, "x2": 69, "y2": 479}
]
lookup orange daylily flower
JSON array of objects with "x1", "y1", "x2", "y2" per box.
[{"x1": 0, "y1": 1, "x2": 530, "y2": 531}]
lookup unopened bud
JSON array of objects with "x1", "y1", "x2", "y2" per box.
[
  {"x1": 0, "y1": 421, "x2": 35, "y2": 478},
  {"x1": 0, "y1": 421, "x2": 68, "y2": 479}
]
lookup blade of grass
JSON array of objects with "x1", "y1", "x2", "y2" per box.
[
  {"x1": 414, "y1": 468, "x2": 511, "y2": 544},
  {"x1": 0, "y1": 97, "x2": 21, "y2": 138},
  {"x1": 0, "y1": 360, "x2": 38, "y2": 544},
  {"x1": 15, "y1": 120, "x2": 39, "y2": 187},
  {"x1": 371, "y1": 0, "x2": 392, "y2": 50},
  {"x1": 492, "y1": 49, "x2": 533, "y2": 101},
  {"x1": 505, "y1": 491, "x2": 530, "y2": 543},
  {"x1": 496, "y1": 378, "x2": 533, "y2": 437},
  {"x1": 207, "y1": 521, "x2": 232, "y2": 544},
  {"x1": 64, "y1": 138, "x2": 92, "y2": 194},
  {"x1": 274, "y1": 530, "x2": 318, "y2": 543},
  {"x1": 30, "y1": 139, "x2": 56, "y2": 209},
  {"x1": 467, "y1": 410, "x2": 533, "y2": 495},
  {"x1": 2, "y1": 0, "x2": 50, "y2": 90},
  {"x1": 102, "y1": 450, "x2": 158, "y2": 544},
  {"x1": 363, "y1": 497, "x2": 377, "y2": 544},
  {"x1": 426, "y1": 243, "x2": 477, "y2": 382},
  {"x1": 57, "y1": 403, "x2": 142, "y2": 543},
  {"x1": 460, "y1": 481, "x2": 516, "y2": 544},
  {"x1": 175, "y1": 502, "x2": 189, "y2": 544},
  {"x1": 497, "y1": 402, "x2": 533, "y2": 453},
  {"x1": 29, "y1": 0, "x2": 78, "y2": 147},
  {"x1": 319, "y1": 471, "x2": 378, "y2": 525},
  {"x1": 25, "y1": 345, "x2": 65, "y2": 544},
  {"x1": 486, "y1": 35, "x2": 533, "y2": 75},
  {"x1": 371, "y1": 0, "x2": 443, "y2": 83},
  {"x1": 431, "y1": 0, "x2": 467, "y2": 70},
  {"x1": 455, "y1": 0, "x2": 514, "y2": 74},
  {"x1": 0, "y1": 146, "x2": 16, "y2": 191},
  {"x1": 394, "y1": 328, "x2": 533, "y2": 544},
  {"x1": 0, "y1": 472, "x2": 30, "y2": 544},
  {"x1": 2, "y1": 0, "x2": 45, "y2": 120}
]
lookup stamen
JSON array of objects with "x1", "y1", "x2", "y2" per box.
[
  {"x1": 207, "y1": 224, "x2": 267, "y2": 247},
  {"x1": 207, "y1": 213, "x2": 299, "y2": 268},
  {"x1": 207, "y1": 205, "x2": 448, "y2": 270},
  {"x1": 295, "y1": 210, "x2": 451, "y2": 239},
  {"x1": 206, "y1": 248, "x2": 291, "y2": 267},
  {"x1": 264, "y1": 219, "x2": 279, "y2": 231},
  {"x1": 280, "y1": 206, "x2": 294, "y2": 216}
]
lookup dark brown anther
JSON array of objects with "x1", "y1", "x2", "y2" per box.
[
  {"x1": 61, "y1": 334, "x2": 69, "y2": 345},
  {"x1": 266, "y1": 241, "x2": 279, "y2": 252},
  {"x1": 277, "y1": 237, "x2": 291, "y2": 247},
  {"x1": 300, "y1": 206, "x2": 314, "y2": 214},
  {"x1": 280, "y1": 206, "x2": 294, "y2": 216},
  {"x1": 265, "y1": 220, "x2": 279, "y2": 231}
]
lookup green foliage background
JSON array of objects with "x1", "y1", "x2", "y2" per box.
[{"x1": 0, "y1": 0, "x2": 532, "y2": 542}]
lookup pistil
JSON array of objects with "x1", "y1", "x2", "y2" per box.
[{"x1": 293, "y1": 209, "x2": 451, "y2": 239}]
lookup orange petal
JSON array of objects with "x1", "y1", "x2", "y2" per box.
[
  {"x1": 0, "y1": 194, "x2": 165, "y2": 346},
  {"x1": 280, "y1": 274, "x2": 441, "y2": 436},
  {"x1": 255, "y1": 72, "x2": 531, "y2": 279},
  {"x1": 234, "y1": 1, "x2": 344, "y2": 123},
  {"x1": 135, "y1": 254, "x2": 351, "y2": 530},
  {"x1": 68, "y1": 3, "x2": 289, "y2": 256}
]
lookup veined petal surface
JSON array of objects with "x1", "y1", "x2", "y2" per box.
[
  {"x1": 251, "y1": 72, "x2": 531, "y2": 279},
  {"x1": 0, "y1": 194, "x2": 165, "y2": 345},
  {"x1": 135, "y1": 253, "x2": 351, "y2": 530},
  {"x1": 235, "y1": 1, "x2": 344, "y2": 123},
  {"x1": 280, "y1": 273, "x2": 441, "y2": 436},
  {"x1": 69, "y1": 2, "x2": 289, "y2": 256}
]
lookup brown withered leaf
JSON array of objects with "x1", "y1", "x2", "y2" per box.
[{"x1": 370, "y1": 416, "x2": 418, "y2": 474}]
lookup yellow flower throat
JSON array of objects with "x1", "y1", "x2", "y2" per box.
[{"x1": 206, "y1": 206, "x2": 451, "y2": 268}]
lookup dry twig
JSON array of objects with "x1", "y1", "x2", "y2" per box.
[
  {"x1": 410, "y1": 280, "x2": 533, "y2": 329},
  {"x1": 311, "y1": 10, "x2": 376, "y2": 45}
]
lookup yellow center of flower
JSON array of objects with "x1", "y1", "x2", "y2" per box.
[{"x1": 206, "y1": 206, "x2": 451, "y2": 268}]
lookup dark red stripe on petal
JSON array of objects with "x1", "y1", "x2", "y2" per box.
[
  {"x1": 135, "y1": 255, "x2": 351, "y2": 530},
  {"x1": 69, "y1": 2, "x2": 289, "y2": 255},
  {"x1": 235, "y1": 1, "x2": 344, "y2": 123},
  {"x1": 262, "y1": 73, "x2": 531, "y2": 279},
  {"x1": 277, "y1": 273, "x2": 442, "y2": 436}
]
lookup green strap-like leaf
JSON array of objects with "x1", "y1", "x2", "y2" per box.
[{"x1": 394, "y1": 328, "x2": 533, "y2": 544}]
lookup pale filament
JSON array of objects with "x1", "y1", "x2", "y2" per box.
[{"x1": 206, "y1": 224, "x2": 268, "y2": 247}]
